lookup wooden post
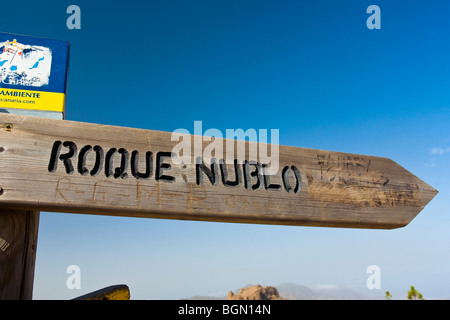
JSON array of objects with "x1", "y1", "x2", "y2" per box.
[{"x1": 0, "y1": 209, "x2": 39, "y2": 299}]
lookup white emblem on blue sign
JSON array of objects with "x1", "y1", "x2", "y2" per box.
[{"x1": 0, "y1": 39, "x2": 52, "y2": 87}]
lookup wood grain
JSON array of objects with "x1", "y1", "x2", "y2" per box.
[
  {"x1": 0, "y1": 113, "x2": 438, "y2": 229},
  {"x1": 0, "y1": 209, "x2": 39, "y2": 299}
]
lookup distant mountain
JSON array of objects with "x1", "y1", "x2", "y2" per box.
[
  {"x1": 184, "y1": 283, "x2": 375, "y2": 300},
  {"x1": 278, "y1": 283, "x2": 369, "y2": 300},
  {"x1": 276, "y1": 283, "x2": 318, "y2": 300}
]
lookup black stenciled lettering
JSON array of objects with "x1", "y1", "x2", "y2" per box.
[
  {"x1": 282, "y1": 165, "x2": 302, "y2": 194},
  {"x1": 219, "y1": 159, "x2": 242, "y2": 187},
  {"x1": 281, "y1": 166, "x2": 302, "y2": 193},
  {"x1": 90, "y1": 145, "x2": 104, "y2": 176},
  {"x1": 48, "y1": 140, "x2": 62, "y2": 173},
  {"x1": 282, "y1": 166, "x2": 293, "y2": 193},
  {"x1": 243, "y1": 160, "x2": 250, "y2": 189},
  {"x1": 243, "y1": 160, "x2": 262, "y2": 190},
  {"x1": 114, "y1": 148, "x2": 129, "y2": 179},
  {"x1": 196, "y1": 157, "x2": 218, "y2": 186},
  {"x1": 131, "y1": 150, "x2": 153, "y2": 180},
  {"x1": 57, "y1": 141, "x2": 77, "y2": 174},
  {"x1": 104, "y1": 148, "x2": 131, "y2": 179},
  {"x1": 77, "y1": 145, "x2": 92, "y2": 176},
  {"x1": 78, "y1": 145, "x2": 105, "y2": 176},
  {"x1": 156, "y1": 151, "x2": 175, "y2": 182},
  {"x1": 292, "y1": 165, "x2": 302, "y2": 193},
  {"x1": 262, "y1": 164, "x2": 281, "y2": 191},
  {"x1": 46, "y1": 138, "x2": 303, "y2": 196},
  {"x1": 104, "y1": 148, "x2": 117, "y2": 178}
]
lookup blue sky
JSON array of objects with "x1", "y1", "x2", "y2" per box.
[{"x1": 1, "y1": 0, "x2": 449, "y2": 299}]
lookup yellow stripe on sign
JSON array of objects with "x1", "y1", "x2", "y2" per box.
[
  {"x1": 0, "y1": 88, "x2": 65, "y2": 112},
  {"x1": 72, "y1": 285, "x2": 131, "y2": 300}
]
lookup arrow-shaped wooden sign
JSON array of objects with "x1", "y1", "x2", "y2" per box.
[{"x1": 0, "y1": 113, "x2": 437, "y2": 229}]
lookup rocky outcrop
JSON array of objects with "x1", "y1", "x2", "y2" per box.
[{"x1": 227, "y1": 284, "x2": 283, "y2": 300}]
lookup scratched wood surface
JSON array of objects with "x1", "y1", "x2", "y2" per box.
[
  {"x1": 0, "y1": 209, "x2": 39, "y2": 299},
  {"x1": 0, "y1": 113, "x2": 438, "y2": 229}
]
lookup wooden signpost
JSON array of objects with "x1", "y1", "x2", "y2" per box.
[
  {"x1": 0, "y1": 112, "x2": 438, "y2": 299},
  {"x1": 0, "y1": 112, "x2": 437, "y2": 228}
]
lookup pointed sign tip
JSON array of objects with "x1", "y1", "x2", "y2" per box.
[{"x1": 421, "y1": 181, "x2": 439, "y2": 206}]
